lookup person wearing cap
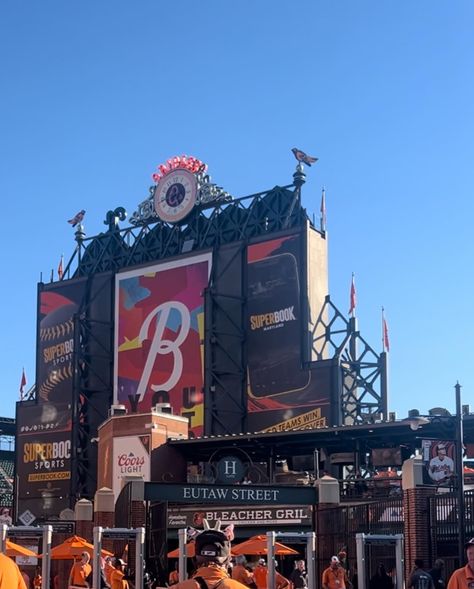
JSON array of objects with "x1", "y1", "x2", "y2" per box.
[
  {"x1": 68, "y1": 552, "x2": 92, "y2": 588},
  {"x1": 428, "y1": 445, "x2": 454, "y2": 484},
  {"x1": 447, "y1": 538, "x2": 474, "y2": 589},
  {"x1": 104, "y1": 556, "x2": 115, "y2": 587},
  {"x1": 232, "y1": 556, "x2": 256, "y2": 587},
  {"x1": 110, "y1": 558, "x2": 129, "y2": 589},
  {"x1": 0, "y1": 552, "x2": 27, "y2": 589},
  {"x1": 253, "y1": 558, "x2": 290, "y2": 589},
  {"x1": 167, "y1": 525, "x2": 250, "y2": 589},
  {"x1": 322, "y1": 556, "x2": 348, "y2": 589}
]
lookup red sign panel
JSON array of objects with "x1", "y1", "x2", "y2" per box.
[{"x1": 115, "y1": 253, "x2": 211, "y2": 436}]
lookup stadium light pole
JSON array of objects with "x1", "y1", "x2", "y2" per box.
[{"x1": 455, "y1": 382, "x2": 465, "y2": 567}]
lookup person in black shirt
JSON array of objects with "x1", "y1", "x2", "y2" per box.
[
  {"x1": 428, "y1": 560, "x2": 445, "y2": 589},
  {"x1": 369, "y1": 564, "x2": 393, "y2": 589},
  {"x1": 290, "y1": 560, "x2": 308, "y2": 589},
  {"x1": 408, "y1": 559, "x2": 434, "y2": 589}
]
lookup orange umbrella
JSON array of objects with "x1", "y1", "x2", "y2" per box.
[
  {"x1": 168, "y1": 541, "x2": 196, "y2": 558},
  {"x1": 232, "y1": 535, "x2": 299, "y2": 556},
  {"x1": 5, "y1": 540, "x2": 38, "y2": 558},
  {"x1": 44, "y1": 535, "x2": 113, "y2": 560}
]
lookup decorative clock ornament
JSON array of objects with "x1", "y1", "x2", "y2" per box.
[{"x1": 130, "y1": 155, "x2": 232, "y2": 225}]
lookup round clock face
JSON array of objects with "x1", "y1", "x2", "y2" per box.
[{"x1": 153, "y1": 169, "x2": 198, "y2": 223}]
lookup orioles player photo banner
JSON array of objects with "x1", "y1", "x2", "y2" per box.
[{"x1": 422, "y1": 439, "x2": 456, "y2": 486}]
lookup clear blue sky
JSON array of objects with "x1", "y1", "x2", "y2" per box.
[{"x1": 1, "y1": 1, "x2": 473, "y2": 419}]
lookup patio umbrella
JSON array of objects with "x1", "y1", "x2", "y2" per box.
[
  {"x1": 45, "y1": 535, "x2": 113, "y2": 560},
  {"x1": 5, "y1": 540, "x2": 38, "y2": 558},
  {"x1": 232, "y1": 535, "x2": 299, "y2": 556},
  {"x1": 167, "y1": 541, "x2": 196, "y2": 558}
]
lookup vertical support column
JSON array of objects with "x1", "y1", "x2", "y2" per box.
[
  {"x1": 395, "y1": 535, "x2": 405, "y2": 589},
  {"x1": 41, "y1": 525, "x2": 52, "y2": 589},
  {"x1": 380, "y1": 351, "x2": 389, "y2": 420},
  {"x1": 455, "y1": 382, "x2": 465, "y2": 566},
  {"x1": 75, "y1": 498, "x2": 93, "y2": 541},
  {"x1": 135, "y1": 527, "x2": 145, "y2": 589},
  {"x1": 403, "y1": 487, "x2": 436, "y2": 576},
  {"x1": 355, "y1": 534, "x2": 366, "y2": 589},
  {"x1": 267, "y1": 531, "x2": 276, "y2": 589},
  {"x1": 307, "y1": 533, "x2": 316, "y2": 589},
  {"x1": 178, "y1": 528, "x2": 187, "y2": 582},
  {"x1": 0, "y1": 523, "x2": 6, "y2": 552},
  {"x1": 93, "y1": 526, "x2": 103, "y2": 589}
]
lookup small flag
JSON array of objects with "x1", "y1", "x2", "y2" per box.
[
  {"x1": 67, "y1": 209, "x2": 86, "y2": 227},
  {"x1": 20, "y1": 368, "x2": 27, "y2": 399},
  {"x1": 349, "y1": 273, "x2": 356, "y2": 315},
  {"x1": 382, "y1": 307, "x2": 390, "y2": 352},
  {"x1": 320, "y1": 187, "x2": 326, "y2": 231},
  {"x1": 58, "y1": 255, "x2": 64, "y2": 280}
]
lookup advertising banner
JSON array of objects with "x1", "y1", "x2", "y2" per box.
[
  {"x1": 115, "y1": 253, "x2": 211, "y2": 436},
  {"x1": 112, "y1": 435, "x2": 151, "y2": 500},
  {"x1": 422, "y1": 439, "x2": 456, "y2": 486},
  {"x1": 246, "y1": 235, "x2": 331, "y2": 432},
  {"x1": 16, "y1": 402, "x2": 72, "y2": 523},
  {"x1": 168, "y1": 505, "x2": 313, "y2": 528},
  {"x1": 37, "y1": 280, "x2": 86, "y2": 404}
]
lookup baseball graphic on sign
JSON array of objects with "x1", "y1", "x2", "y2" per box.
[{"x1": 38, "y1": 294, "x2": 76, "y2": 403}]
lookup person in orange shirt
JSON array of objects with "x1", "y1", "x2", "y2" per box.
[
  {"x1": 232, "y1": 556, "x2": 255, "y2": 587},
  {"x1": 167, "y1": 525, "x2": 249, "y2": 589},
  {"x1": 253, "y1": 559, "x2": 290, "y2": 589},
  {"x1": 104, "y1": 557, "x2": 115, "y2": 587},
  {"x1": 110, "y1": 558, "x2": 129, "y2": 589},
  {"x1": 169, "y1": 563, "x2": 179, "y2": 585},
  {"x1": 68, "y1": 551, "x2": 92, "y2": 588},
  {"x1": 0, "y1": 552, "x2": 27, "y2": 589},
  {"x1": 322, "y1": 556, "x2": 347, "y2": 589},
  {"x1": 33, "y1": 566, "x2": 42, "y2": 589},
  {"x1": 447, "y1": 538, "x2": 474, "y2": 589}
]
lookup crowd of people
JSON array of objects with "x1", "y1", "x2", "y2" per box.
[
  {"x1": 163, "y1": 535, "x2": 474, "y2": 589},
  {"x1": 2, "y1": 535, "x2": 474, "y2": 588}
]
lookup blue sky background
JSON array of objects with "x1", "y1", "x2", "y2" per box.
[{"x1": 1, "y1": 1, "x2": 473, "y2": 419}]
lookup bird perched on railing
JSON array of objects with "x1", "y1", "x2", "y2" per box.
[
  {"x1": 67, "y1": 209, "x2": 86, "y2": 227},
  {"x1": 291, "y1": 148, "x2": 318, "y2": 166}
]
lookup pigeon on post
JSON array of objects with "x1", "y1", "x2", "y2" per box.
[
  {"x1": 291, "y1": 148, "x2": 318, "y2": 166},
  {"x1": 67, "y1": 209, "x2": 86, "y2": 227}
]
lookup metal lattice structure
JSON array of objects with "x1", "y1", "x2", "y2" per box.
[
  {"x1": 29, "y1": 168, "x2": 387, "y2": 485},
  {"x1": 311, "y1": 296, "x2": 388, "y2": 424}
]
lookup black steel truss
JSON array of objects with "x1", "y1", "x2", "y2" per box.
[
  {"x1": 62, "y1": 184, "x2": 303, "y2": 279},
  {"x1": 50, "y1": 171, "x2": 386, "y2": 433},
  {"x1": 310, "y1": 295, "x2": 387, "y2": 424}
]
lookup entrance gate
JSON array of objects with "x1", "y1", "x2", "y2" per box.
[
  {"x1": 176, "y1": 530, "x2": 316, "y2": 588},
  {"x1": 356, "y1": 533, "x2": 404, "y2": 589},
  {"x1": 92, "y1": 526, "x2": 145, "y2": 589},
  {"x1": 0, "y1": 524, "x2": 52, "y2": 589}
]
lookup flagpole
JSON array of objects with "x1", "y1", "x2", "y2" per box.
[
  {"x1": 382, "y1": 307, "x2": 385, "y2": 353},
  {"x1": 349, "y1": 273, "x2": 356, "y2": 318},
  {"x1": 320, "y1": 187, "x2": 326, "y2": 233}
]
